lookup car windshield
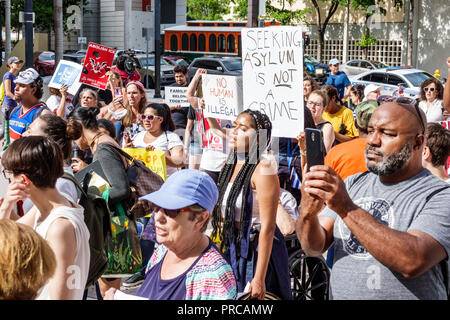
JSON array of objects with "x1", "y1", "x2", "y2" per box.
[
  {"x1": 403, "y1": 72, "x2": 434, "y2": 87},
  {"x1": 305, "y1": 55, "x2": 320, "y2": 64},
  {"x1": 40, "y1": 53, "x2": 55, "y2": 61},
  {"x1": 222, "y1": 59, "x2": 242, "y2": 71},
  {"x1": 371, "y1": 61, "x2": 388, "y2": 69},
  {"x1": 140, "y1": 57, "x2": 170, "y2": 67},
  {"x1": 174, "y1": 59, "x2": 189, "y2": 66}
]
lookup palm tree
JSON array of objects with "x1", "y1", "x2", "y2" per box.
[{"x1": 54, "y1": 0, "x2": 63, "y2": 66}]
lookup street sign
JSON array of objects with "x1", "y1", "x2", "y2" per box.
[
  {"x1": 19, "y1": 11, "x2": 35, "y2": 23},
  {"x1": 78, "y1": 37, "x2": 87, "y2": 45}
]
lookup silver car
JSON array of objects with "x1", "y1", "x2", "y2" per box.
[
  {"x1": 134, "y1": 54, "x2": 176, "y2": 89},
  {"x1": 340, "y1": 60, "x2": 388, "y2": 77},
  {"x1": 349, "y1": 67, "x2": 437, "y2": 99}
]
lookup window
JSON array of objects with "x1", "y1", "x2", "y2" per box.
[
  {"x1": 348, "y1": 61, "x2": 359, "y2": 67},
  {"x1": 209, "y1": 35, "x2": 217, "y2": 52},
  {"x1": 198, "y1": 34, "x2": 206, "y2": 51},
  {"x1": 161, "y1": 0, "x2": 176, "y2": 24},
  {"x1": 387, "y1": 74, "x2": 404, "y2": 86},
  {"x1": 227, "y1": 35, "x2": 235, "y2": 53},
  {"x1": 218, "y1": 34, "x2": 226, "y2": 52},
  {"x1": 403, "y1": 72, "x2": 433, "y2": 87},
  {"x1": 369, "y1": 73, "x2": 386, "y2": 83},
  {"x1": 360, "y1": 61, "x2": 373, "y2": 69},
  {"x1": 182, "y1": 33, "x2": 189, "y2": 51},
  {"x1": 222, "y1": 59, "x2": 242, "y2": 71},
  {"x1": 196, "y1": 60, "x2": 220, "y2": 70},
  {"x1": 190, "y1": 34, "x2": 197, "y2": 52},
  {"x1": 170, "y1": 35, "x2": 178, "y2": 51}
]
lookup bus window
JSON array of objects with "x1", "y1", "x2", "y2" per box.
[
  {"x1": 227, "y1": 35, "x2": 235, "y2": 53},
  {"x1": 199, "y1": 34, "x2": 206, "y2": 51},
  {"x1": 170, "y1": 35, "x2": 178, "y2": 51},
  {"x1": 209, "y1": 34, "x2": 217, "y2": 52},
  {"x1": 182, "y1": 33, "x2": 189, "y2": 51},
  {"x1": 190, "y1": 34, "x2": 197, "y2": 51},
  {"x1": 218, "y1": 34, "x2": 226, "y2": 52}
]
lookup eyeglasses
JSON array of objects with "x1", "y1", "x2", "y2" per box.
[
  {"x1": 141, "y1": 114, "x2": 159, "y2": 121},
  {"x1": 379, "y1": 96, "x2": 425, "y2": 134},
  {"x1": 424, "y1": 87, "x2": 436, "y2": 92},
  {"x1": 307, "y1": 101, "x2": 323, "y2": 108}
]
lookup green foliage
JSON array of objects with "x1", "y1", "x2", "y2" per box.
[
  {"x1": 9, "y1": 0, "x2": 90, "y2": 32},
  {"x1": 187, "y1": 0, "x2": 231, "y2": 20},
  {"x1": 356, "y1": 30, "x2": 377, "y2": 48}
]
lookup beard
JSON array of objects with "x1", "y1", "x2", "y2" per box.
[{"x1": 365, "y1": 142, "x2": 413, "y2": 176}]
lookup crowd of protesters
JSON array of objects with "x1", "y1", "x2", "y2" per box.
[{"x1": 0, "y1": 54, "x2": 449, "y2": 301}]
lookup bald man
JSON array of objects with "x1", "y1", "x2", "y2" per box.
[{"x1": 297, "y1": 101, "x2": 450, "y2": 300}]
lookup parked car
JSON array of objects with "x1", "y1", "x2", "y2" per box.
[
  {"x1": 349, "y1": 67, "x2": 437, "y2": 99},
  {"x1": 63, "y1": 52, "x2": 85, "y2": 64},
  {"x1": 163, "y1": 55, "x2": 191, "y2": 67},
  {"x1": 187, "y1": 56, "x2": 242, "y2": 80},
  {"x1": 33, "y1": 51, "x2": 56, "y2": 76},
  {"x1": 134, "y1": 54, "x2": 176, "y2": 89},
  {"x1": 304, "y1": 54, "x2": 330, "y2": 84},
  {"x1": 340, "y1": 59, "x2": 388, "y2": 77}
]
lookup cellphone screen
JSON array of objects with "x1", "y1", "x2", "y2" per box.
[{"x1": 114, "y1": 87, "x2": 122, "y2": 97}]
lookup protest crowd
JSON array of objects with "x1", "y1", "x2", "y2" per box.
[{"x1": 0, "y1": 42, "x2": 449, "y2": 301}]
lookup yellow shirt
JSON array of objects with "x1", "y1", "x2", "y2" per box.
[{"x1": 322, "y1": 107, "x2": 359, "y2": 138}]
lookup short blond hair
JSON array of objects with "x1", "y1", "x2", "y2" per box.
[{"x1": 0, "y1": 220, "x2": 56, "y2": 300}]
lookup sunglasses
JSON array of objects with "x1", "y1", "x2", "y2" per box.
[
  {"x1": 424, "y1": 87, "x2": 436, "y2": 92},
  {"x1": 152, "y1": 205, "x2": 194, "y2": 219},
  {"x1": 379, "y1": 96, "x2": 425, "y2": 134},
  {"x1": 141, "y1": 114, "x2": 159, "y2": 121}
]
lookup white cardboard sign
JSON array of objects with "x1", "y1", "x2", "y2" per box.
[
  {"x1": 48, "y1": 59, "x2": 83, "y2": 96},
  {"x1": 165, "y1": 86, "x2": 190, "y2": 108},
  {"x1": 242, "y1": 26, "x2": 304, "y2": 138},
  {"x1": 202, "y1": 74, "x2": 243, "y2": 121}
]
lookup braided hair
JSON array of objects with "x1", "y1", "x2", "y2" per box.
[{"x1": 211, "y1": 109, "x2": 272, "y2": 254}]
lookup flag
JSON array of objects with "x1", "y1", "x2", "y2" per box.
[{"x1": 290, "y1": 166, "x2": 301, "y2": 189}]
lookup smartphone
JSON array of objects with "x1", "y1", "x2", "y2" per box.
[
  {"x1": 114, "y1": 87, "x2": 122, "y2": 97},
  {"x1": 305, "y1": 128, "x2": 324, "y2": 171}
]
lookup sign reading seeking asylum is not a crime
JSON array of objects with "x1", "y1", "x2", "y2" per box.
[{"x1": 242, "y1": 26, "x2": 304, "y2": 138}]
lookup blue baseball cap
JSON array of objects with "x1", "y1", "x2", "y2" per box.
[{"x1": 139, "y1": 169, "x2": 219, "y2": 213}]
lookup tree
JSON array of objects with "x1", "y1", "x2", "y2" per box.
[
  {"x1": 186, "y1": 0, "x2": 231, "y2": 20},
  {"x1": 231, "y1": 0, "x2": 310, "y2": 25},
  {"x1": 54, "y1": 0, "x2": 63, "y2": 65}
]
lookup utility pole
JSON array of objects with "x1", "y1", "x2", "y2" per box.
[
  {"x1": 24, "y1": 0, "x2": 34, "y2": 69},
  {"x1": 5, "y1": 0, "x2": 11, "y2": 59},
  {"x1": 154, "y1": 0, "x2": 161, "y2": 99}
]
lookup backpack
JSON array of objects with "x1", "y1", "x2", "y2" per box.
[
  {"x1": 62, "y1": 172, "x2": 111, "y2": 289},
  {"x1": 106, "y1": 144, "x2": 164, "y2": 219}
]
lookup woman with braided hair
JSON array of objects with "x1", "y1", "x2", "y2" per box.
[{"x1": 210, "y1": 109, "x2": 292, "y2": 300}]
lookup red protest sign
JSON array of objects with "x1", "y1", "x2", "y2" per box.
[{"x1": 79, "y1": 42, "x2": 116, "y2": 90}]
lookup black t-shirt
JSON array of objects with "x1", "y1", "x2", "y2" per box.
[{"x1": 168, "y1": 82, "x2": 189, "y2": 129}]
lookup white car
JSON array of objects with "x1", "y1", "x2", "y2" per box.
[
  {"x1": 340, "y1": 59, "x2": 388, "y2": 77},
  {"x1": 349, "y1": 67, "x2": 438, "y2": 99}
]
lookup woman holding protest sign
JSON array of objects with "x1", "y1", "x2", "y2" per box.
[
  {"x1": 126, "y1": 103, "x2": 184, "y2": 177},
  {"x1": 210, "y1": 109, "x2": 292, "y2": 300}
]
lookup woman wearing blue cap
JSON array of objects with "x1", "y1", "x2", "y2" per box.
[
  {"x1": 210, "y1": 109, "x2": 292, "y2": 300},
  {"x1": 104, "y1": 169, "x2": 237, "y2": 300}
]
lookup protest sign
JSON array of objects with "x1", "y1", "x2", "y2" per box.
[
  {"x1": 48, "y1": 60, "x2": 83, "y2": 96},
  {"x1": 242, "y1": 26, "x2": 304, "y2": 138},
  {"x1": 79, "y1": 42, "x2": 116, "y2": 90},
  {"x1": 122, "y1": 148, "x2": 167, "y2": 181},
  {"x1": 202, "y1": 74, "x2": 243, "y2": 121},
  {"x1": 165, "y1": 86, "x2": 190, "y2": 108}
]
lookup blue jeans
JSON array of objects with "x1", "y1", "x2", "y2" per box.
[{"x1": 137, "y1": 217, "x2": 155, "y2": 274}]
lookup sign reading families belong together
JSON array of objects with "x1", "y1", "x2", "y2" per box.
[{"x1": 242, "y1": 26, "x2": 304, "y2": 138}]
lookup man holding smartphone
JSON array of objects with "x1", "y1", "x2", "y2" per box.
[{"x1": 297, "y1": 101, "x2": 450, "y2": 300}]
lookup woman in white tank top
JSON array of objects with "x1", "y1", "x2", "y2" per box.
[{"x1": 0, "y1": 136, "x2": 90, "y2": 300}]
